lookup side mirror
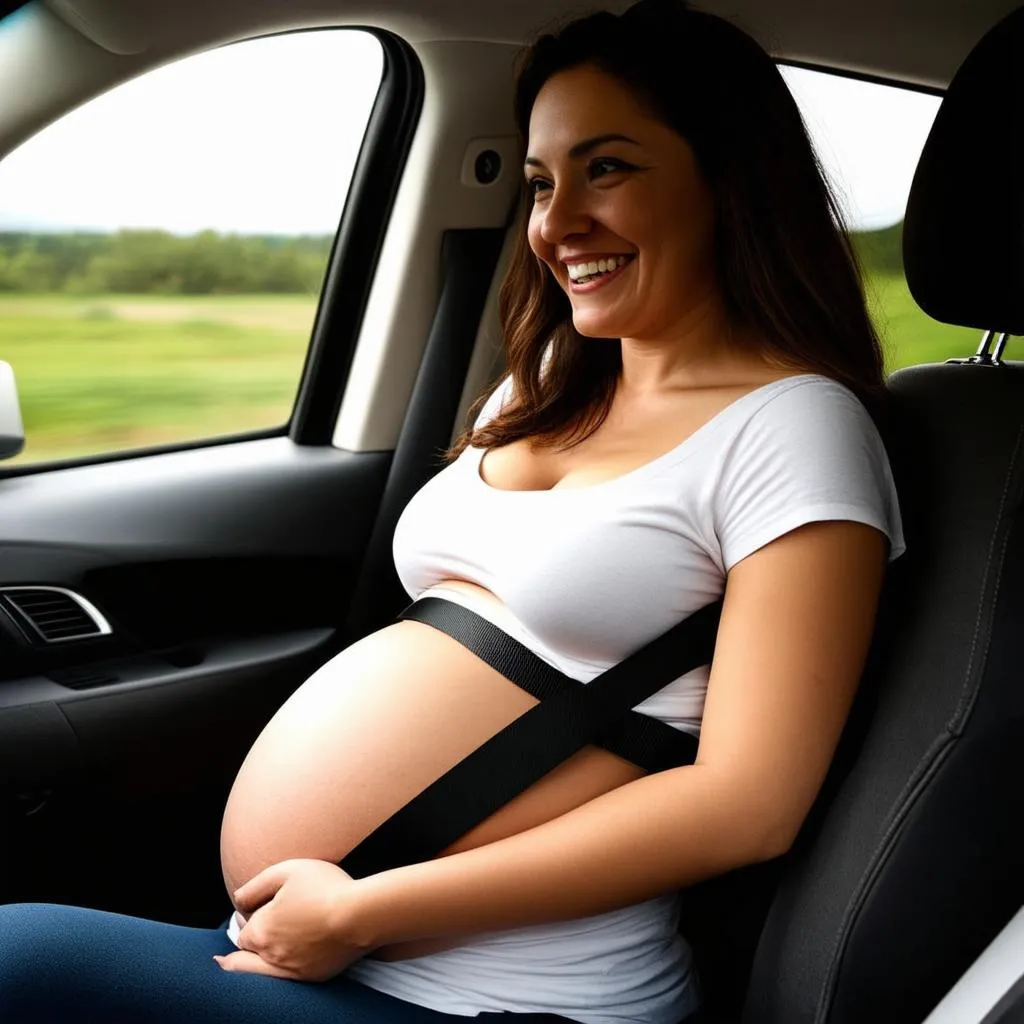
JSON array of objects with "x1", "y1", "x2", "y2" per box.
[{"x1": 0, "y1": 362, "x2": 25, "y2": 460}]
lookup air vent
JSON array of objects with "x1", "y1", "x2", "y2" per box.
[{"x1": 0, "y1": 587, "x2": 112, "y2": 643}]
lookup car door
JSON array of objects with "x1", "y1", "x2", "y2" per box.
[{"x1": 0, "y1": 25, "x2": 428, "y2": 928}]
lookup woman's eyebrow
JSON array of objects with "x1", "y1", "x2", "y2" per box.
[{"x1": 524, "y1": 133, "x2": 641, "y2": 168}]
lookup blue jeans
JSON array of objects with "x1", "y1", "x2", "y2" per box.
[{"x1": 0, "y1": 903, "x2": 574, "y2": 1023}]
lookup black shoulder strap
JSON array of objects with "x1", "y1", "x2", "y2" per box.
[
  {"x1": 340, "y1": 596, "x2": 723, "y2": 878},
  {"x1": 399, "y1": 597, "x2": 701, "y2": 773}
]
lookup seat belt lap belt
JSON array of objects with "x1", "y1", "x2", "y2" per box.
[{"x1": 340, "y1": 595, "x2": 723, "y2": 878}]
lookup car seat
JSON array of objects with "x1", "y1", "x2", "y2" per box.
[{"x1": 681, "y1": 7, "x2": 1024, "y2": 1022}]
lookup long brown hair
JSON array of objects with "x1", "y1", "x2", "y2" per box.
[{"x1": 446, "y1": 0, "x2": 888, "y2": 461}]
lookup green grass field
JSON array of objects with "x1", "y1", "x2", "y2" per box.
[
  {"x1": 1, "y1": 295, "x2": 316, "y2": 463},
  {"x1": 0, "y1": 281, "x2": 983, "y2": 465},
  {"x1": 864, "y1": 274, "x2": 981, "y2": 369}
]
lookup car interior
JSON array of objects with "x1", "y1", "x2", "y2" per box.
[{"x1": 0, "y1": 0, "x2": 1021, "y2": 1021}]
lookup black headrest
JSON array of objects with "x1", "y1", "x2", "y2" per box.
[{"x1": 902, "y1": 6, "x2": 1024, "y2": 336}]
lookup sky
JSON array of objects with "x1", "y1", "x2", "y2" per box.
[{"x1": 0, "y1": 29, "x2": 941, "y2": 235}]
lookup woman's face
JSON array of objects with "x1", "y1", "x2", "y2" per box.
[{"x1": 526, "y1": 64, "x2": 719, "y2": 344}]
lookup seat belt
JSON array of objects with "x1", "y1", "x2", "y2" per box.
[
  {"x1": 400, "y1": 597, "x2": 702, "y2": 773},
  {"x1": 340, "y1": 594, "x2": 723, "y2": 878}
]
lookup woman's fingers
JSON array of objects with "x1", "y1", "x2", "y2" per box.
[
  {"x1": 213, "y1": 951, "x2": 301, "y2": 979},
  {"x1": 232, "y1": 861, "x2": 290, "y2": 913}
]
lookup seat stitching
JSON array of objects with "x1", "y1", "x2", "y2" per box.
[
  {"x1": 813, "y1": 414, "x2": 1024, "y2": 1023},
  {"x1": 948, "y1": 421, "x2": 1023, "y2": 730}
]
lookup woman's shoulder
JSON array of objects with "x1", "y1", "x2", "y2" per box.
[
  {"x1": 753, "y1": 368, "x2": 862, "y2": 399},
  {"x1": 714, "y1": 370, "x2": 906, "y2": 569},
  {"x1": 718, "y1": 373, "x2": 889, "y2": 490},
  {"x1": 743, "y1": 370, "x2": 880, "y2": 437}
]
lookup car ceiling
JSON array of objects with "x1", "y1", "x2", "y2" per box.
[
  {"x1": 41, "y1": 0, "x2": 1022, "y2": 87},
  {"x1": 0, "y1": 0, "x2": 1013, "y2": 168}
]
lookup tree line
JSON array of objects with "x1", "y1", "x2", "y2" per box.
[
  {"x1": 0, "y1": 230, "x2": 333, "y2": 294},
  {"x1": 0, "y1": 222, "x2": 902, "y2": 295}
]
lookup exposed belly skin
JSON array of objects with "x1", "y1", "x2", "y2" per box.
[{"x1": 219, "y1": 585, "x2": 645, "y2": 909}]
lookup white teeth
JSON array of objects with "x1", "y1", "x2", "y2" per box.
[{"x1": 566, "y1": 255, "x2": 631, "y2": 282}]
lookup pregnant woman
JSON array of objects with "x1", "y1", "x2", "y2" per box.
[{"x1": 0, "y1": 1, "x2": 905, "y2": 1022}]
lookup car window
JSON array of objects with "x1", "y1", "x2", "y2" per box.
[
  {"x1": 780, "y1": 66, "x2": 980, "y2": 374},
  {"x1": 0, "y1": 29, "x2": 383, "y2": 465}
]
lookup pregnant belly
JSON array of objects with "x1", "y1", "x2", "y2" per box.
[{"x1": 219, "y1": 588, "x2": 645, "y2": 901}]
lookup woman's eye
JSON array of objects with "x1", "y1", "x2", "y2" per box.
[
  {"x1": 589, "y1": 157, "x2": 632, "y2": 179},
  {"x1": 526, "y1": 177, "x2": 552, "y2": 198}
]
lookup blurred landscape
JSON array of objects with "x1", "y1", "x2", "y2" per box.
[
  {"x1": 0, "y1": 223, "x2": 980, "y2": 464},
  {"x1": 853, "y1": 221, "x2": 980, "y2": 367}
]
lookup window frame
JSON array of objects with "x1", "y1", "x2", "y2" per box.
[
  {"x1": 0, "y1": 25, "x2": 423, "y2": 477},
  {"x1": 778, "y1": 59, "x2": 944, "y2": 98}
]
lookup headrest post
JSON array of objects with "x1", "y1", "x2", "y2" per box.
[
  {"x1": 975, "y1": 329, "x2": 996, "y2": 360},
  {"x1": 944, "y1": 329, "x2": 1007, "y2": 367}
]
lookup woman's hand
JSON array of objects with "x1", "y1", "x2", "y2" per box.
[{"x1": 214, "y1": 859, "x2": 373, "y2": 981}]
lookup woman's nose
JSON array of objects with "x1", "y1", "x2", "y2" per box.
[{"x1": 539, "y1": 185, "x2": 591, "y2": 245}]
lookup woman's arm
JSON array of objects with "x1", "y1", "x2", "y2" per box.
[{"x1": 347, "y1": 519, "x2": 888, "y2": 952}]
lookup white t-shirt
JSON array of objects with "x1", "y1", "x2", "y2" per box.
[{"x1": 291, "y1": 372, "x2": 906, "y2": 1023}]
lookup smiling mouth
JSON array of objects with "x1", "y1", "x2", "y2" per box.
[{"x1": 566, "y1": 255, "x2": 634, "y2": 292}]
